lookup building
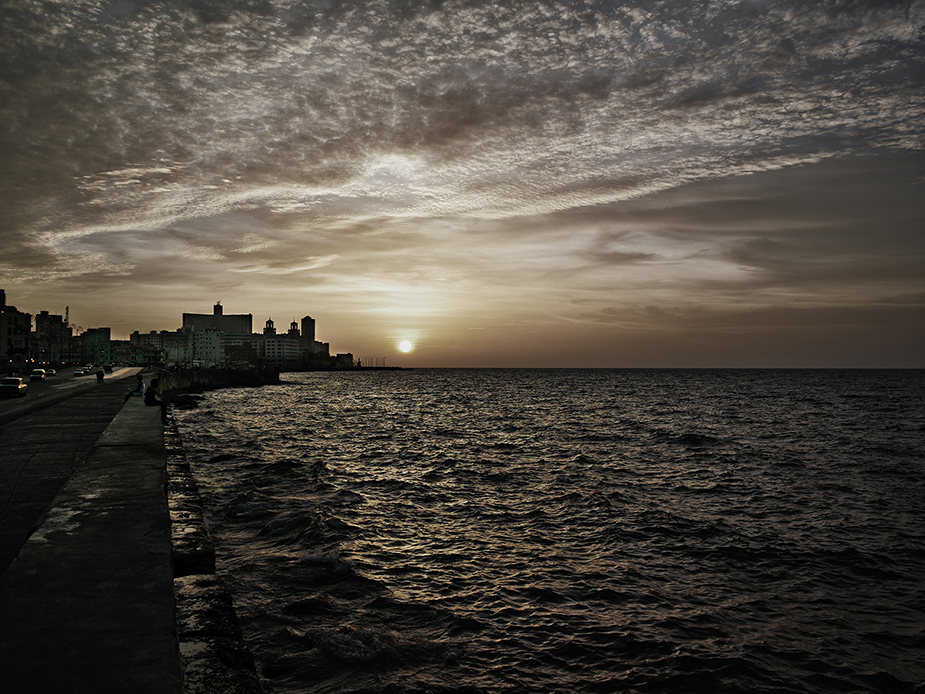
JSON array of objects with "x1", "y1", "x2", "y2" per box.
[
  {"x1": 260, "y1": 336, "x2": 301, "y2": 370},
  {"x1": 182, "y1": 303, "x2": 252, "y2": 335},
  {"x1": 301, "y1": 316, "x2": 328, "y2": 355},
  {"x1": 161, "y1": 332, "x2": 193, "y2": 366},
  {"x1": 301, "y1": 316, "x2": 316, "y2": 346},
  {"x1": 65, "y1": 302, "x2": 344, "y2": 371},
  {"x1": 82, "y1": 327, "x2": 113, "y2": 364},
  {"x1": 1, "y1": 290, "x2": 31, "y2": 370},
  {"x1": 334, "y1": 353, "x2": 355, "y2": 368},
  {"x1": 34, "y1": 310, "x2": 72, "y2": 364},
  {"x1": 112, "y1": 338, "x2": 159, "y2": 365},
  {"x1": 1, "y1": 295, "x2": 349, "y2": 372},
  {"x1": 260, "y1": 318, "x2": 301, "y2": 369},
  {"x1": 130, "y1": 330, "x2": 192, "y2": 366},
  {"x1": 190, "y1": 330, "x2": 222, "y2": 367},
  {"x1": 223, "y1": 333, "x2": 261, "y2": 367}
]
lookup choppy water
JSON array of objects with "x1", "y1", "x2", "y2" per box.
[{"x1": 173, "y1": 369, "x2": 925, "y2": 694}]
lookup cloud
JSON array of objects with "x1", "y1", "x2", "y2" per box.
[
  {"x1": 0, "y1": 1, "x2": 922, "y2": 364},
  {"x1": 3, "y1": 2, "x2": 922, "y2": 245}
]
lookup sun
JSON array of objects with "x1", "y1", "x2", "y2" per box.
[{"x1": 398, "y1": 340, "x2": 413, "y2": 353}]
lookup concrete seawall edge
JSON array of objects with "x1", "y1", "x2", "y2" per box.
[
  {"x1": 0, "y1": 372, "x2": 266, "y2": 693},
  {"x1": 0, "y1": 398, "x2": 183, "y2": 693},
  {"x1": 165, "y1": 410, "x2": 264, "y2": 694}
]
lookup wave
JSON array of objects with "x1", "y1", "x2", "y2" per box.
[{"x1": 174, "y1": 368, "x2": 925, "y2": 694}]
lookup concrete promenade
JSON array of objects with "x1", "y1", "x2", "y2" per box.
[
  {"x1": 0, "y1": 367, "x2": 141, "y2": 571},
  {"x1": 0, "y1": 374, "x2": 184, "y2": 692},
  {"x1": 0, "y1": 370, "x2": 262, "y2": 693}
]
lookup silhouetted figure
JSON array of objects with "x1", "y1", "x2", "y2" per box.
[
  {"x1": 125, "y1": 373, "x2": 145, "y2": 402},
  {"x1": 96, "y1": 369, "x2": 104, "y2": 383},
  {"x1": 145, "y1": 377, "x2": 168, "y2": 422}
]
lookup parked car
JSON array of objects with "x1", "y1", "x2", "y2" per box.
[
  {"x1": 45, "y1": 368, "x2": 57, "y2": 376},
  {"x1": 73, "y1": 369, "x2": 85, "y2": 376},
  {"x1": 104, "y1": 364, "x2": 113, "y2": 373},
  {"x1": 0, "y1": 377, "x2": 28, "y2": 397},
  {"x1": 29, "y1": 369, "x2": 46, "y2": 382}
]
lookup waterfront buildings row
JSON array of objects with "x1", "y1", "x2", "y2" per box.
[{"x1": 1, "y1": 291, "x2": 353, "y2": 371}]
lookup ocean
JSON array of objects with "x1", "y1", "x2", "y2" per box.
[{"x1": 172, "y1": 369, "x2": 925, "y2": 694}]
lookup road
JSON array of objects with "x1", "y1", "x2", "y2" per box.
[{"x1": 0, "y1": 367, "x2": 138, "y2": 426}]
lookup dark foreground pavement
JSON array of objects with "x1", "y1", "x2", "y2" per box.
[
  {"x1": 0, "y1": 370, "x2": 263, "y2": 693},
  {"x1": 0, "y1": 387, "x2": 184, "y2": 692},
  {"x1": 0, "y1": 368, "x2": 141, "y2": 572}
]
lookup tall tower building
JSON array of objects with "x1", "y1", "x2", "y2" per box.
[{"x1": 301, "y1": 316, "x2": 315, "y2": 344}]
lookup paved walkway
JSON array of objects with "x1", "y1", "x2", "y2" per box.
[
  {"x1": 0, "y1": 382, "x2": 184, "y2": 692},
  {"x1": 0, "y1": 368, "x2": 140, "y2": 571}
]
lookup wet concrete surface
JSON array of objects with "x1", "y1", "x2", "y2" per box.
[
  {"x1": 0, "y1": 368, "x2": 264, "y2": 693},
  {"x1": 0, "y1": 368, "x2": 140, "y2": 572},
  {"x1": 0, "y1": 387, "x2": 184, "y2": 693}
]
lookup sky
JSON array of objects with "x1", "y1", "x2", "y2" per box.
[{"x1": 1, "y1": 0, "x2": 923, "y2": 368}]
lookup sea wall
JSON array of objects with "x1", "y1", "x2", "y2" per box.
[
  {"x1": 158, "y1": 367, "x2": 280, "y2": 398},
  {"x1": 0, "y1": 369, "x2": 265, "y2": 692},
  {"x1": 0, "y1": 397, "x2": 184, "y2": 692},
  {"x1": 165, "y1": 412, "x2": 263, "y2": 694},
  {"x1": 157, "y1": 371, "x2": 275, "y2": 691}
]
